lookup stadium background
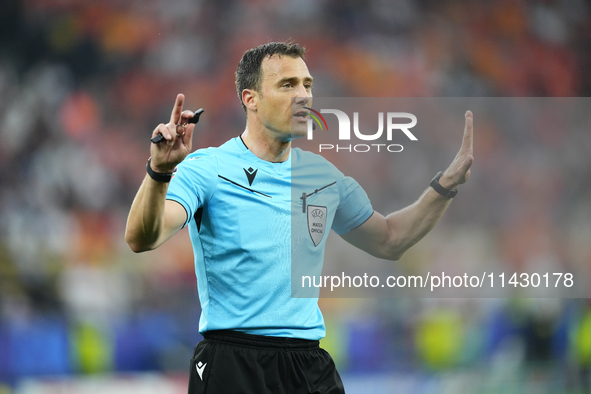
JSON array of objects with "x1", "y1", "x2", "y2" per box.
[{"x1": 1, "y1": 0, "x2": 591, "y2": 393}]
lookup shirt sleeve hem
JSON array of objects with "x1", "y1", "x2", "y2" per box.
[
  {"x1": 332, "y1": 208, "x2": 374, "y2": 235},
  {"x1": 166, "y1": 197, "x2": 191, "y2": 229}
]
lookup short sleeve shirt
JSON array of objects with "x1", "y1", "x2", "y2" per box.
[{"x1": 166, "y1": 137, "x2": 373, "y2": 340}]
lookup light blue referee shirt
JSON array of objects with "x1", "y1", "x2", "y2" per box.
[{"x1": 166, "y1": 137, "x2": 373, "y2": 340}]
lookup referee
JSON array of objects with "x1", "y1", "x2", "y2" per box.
[{"x1": 125, "y1": 42, "x2": 473, "y2": 394}]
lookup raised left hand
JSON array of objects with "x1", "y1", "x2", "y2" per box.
[{"x1": 440, "y1": 110, "x2": 474, "y2": 190}]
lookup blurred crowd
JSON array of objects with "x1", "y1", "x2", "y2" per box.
[{"x1": 1, "y1": 0, "x2": 591, "y2": 392}]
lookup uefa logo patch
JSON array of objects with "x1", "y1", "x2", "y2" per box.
[{"x1": 307, "y1": 205, "x2": 327, "y2": 246}]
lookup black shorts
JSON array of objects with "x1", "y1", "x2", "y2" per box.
[{"x1": 188, "y1": 330, "x2": 346, "y2": 394}]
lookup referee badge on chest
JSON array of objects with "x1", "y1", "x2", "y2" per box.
[{"x1": 307, "y1": 205, "x2": 327, "y2": 246}]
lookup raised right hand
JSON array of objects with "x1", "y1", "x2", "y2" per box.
[{"x1": 149, "y1": 93, "x2": 196, "y2": 173}]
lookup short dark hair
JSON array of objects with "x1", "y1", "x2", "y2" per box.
[{"x1": 235, "y1": 42, "x2": 306, "y2": 112}]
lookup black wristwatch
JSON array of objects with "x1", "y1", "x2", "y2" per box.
[
  {"x1": 429, "y1": 171, "x2": 458, "y2": 198},
  {"x1": 146, "y1": 158, "x2": 173, "y2": 183}
]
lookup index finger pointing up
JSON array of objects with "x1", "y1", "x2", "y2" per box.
[{"x1": 170, "y1": 94, "x2": 185, "y2": 125}]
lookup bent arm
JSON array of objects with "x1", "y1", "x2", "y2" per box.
[
  {"x1": 125, "y1": 94, "x2": 197, "y2": 253},
  {"x1": 125, "y1": 174, "x2": 187, "y2": 253},
  {"x1": 340, "y1": 111, "x2": 474, "y2": 261},
  {"x1": 340, "y1": 188, "x2": 452, "y2": 260}
]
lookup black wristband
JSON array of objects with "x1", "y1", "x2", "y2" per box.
[
  {"x1": 146, "y1": 158, "x2": 173, "y2": 183},
  {"x1": 429, "y1": 171, "x2": 458, "y2": 198}
]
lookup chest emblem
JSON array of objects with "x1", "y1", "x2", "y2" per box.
[
  {"x1": 307, "y1": 205, "x2": 327, "y2": 246},
  {"x1": 243, "y1": 167, "x2": 258, "y2": 186}
]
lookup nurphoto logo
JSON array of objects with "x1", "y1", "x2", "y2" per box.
[{"x1": 304, "y1": 107, "x2": 418, "y2": 153}]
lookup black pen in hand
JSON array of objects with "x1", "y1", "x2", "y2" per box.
[{"x1": 151, "y1": 108, "x2": 204, "y2": 144}]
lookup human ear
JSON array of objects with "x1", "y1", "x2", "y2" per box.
[{"x1": 242, "y1": 89, "x2": 258, "y2": 112}]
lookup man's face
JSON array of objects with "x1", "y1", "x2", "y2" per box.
[{"x1": 255, "y1": 55, "x2": 313, "y2": 141}]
